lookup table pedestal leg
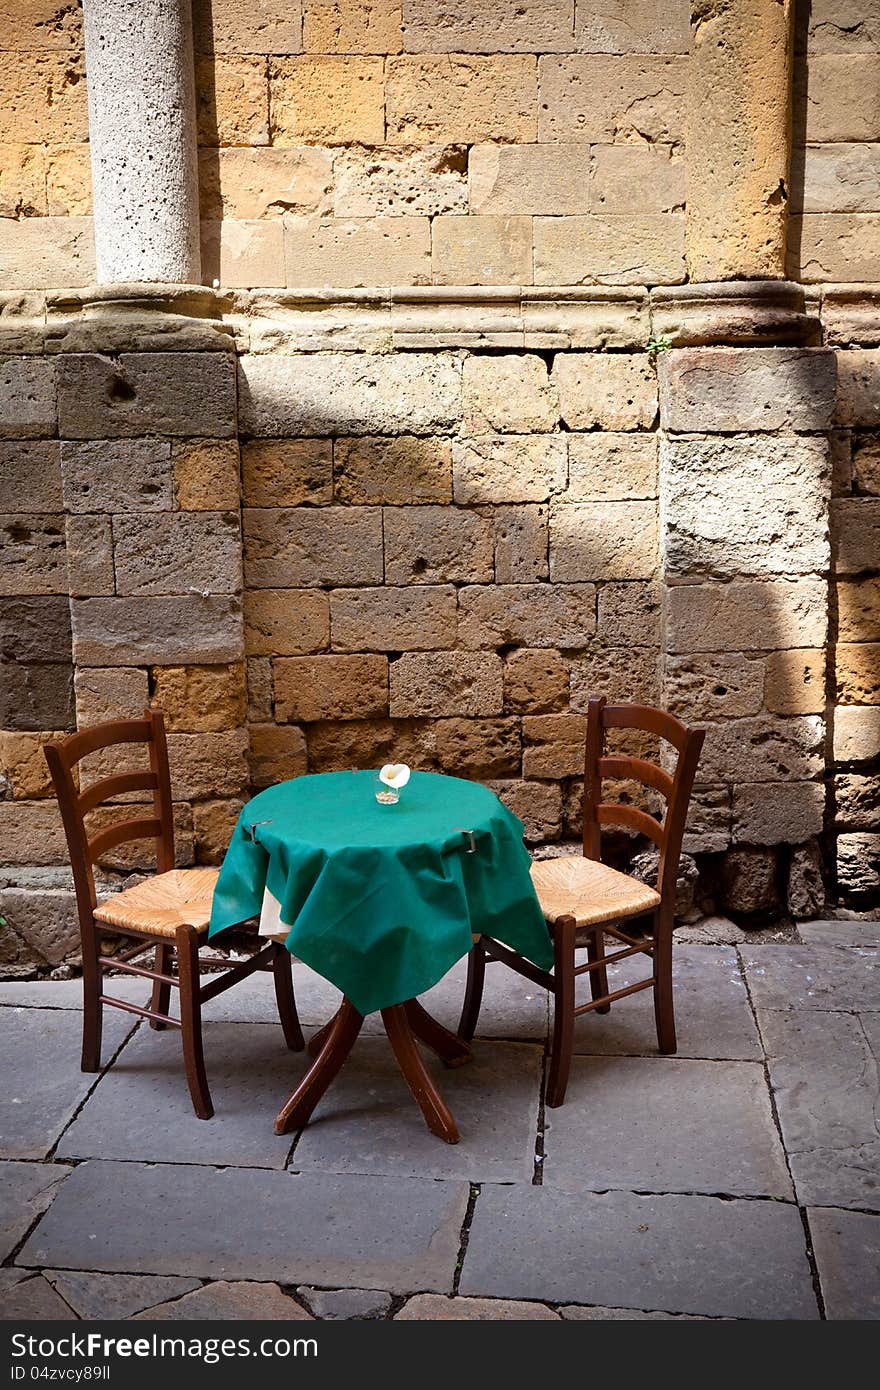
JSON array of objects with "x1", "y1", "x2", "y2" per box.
[
  {"x1": 403, "y1": 999, "x2": 472, "y2": 1068},
  {"x1": 274, "y1": 1000, "x2": 363, "y2": 1135},
  {"x1": 381, "y1": 1005, "x2": 460, "y2": 1144},
  {"x1": 306, "y1": 1012, "x2": 336, "y2": 1057}
]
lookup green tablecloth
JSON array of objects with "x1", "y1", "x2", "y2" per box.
[{"x1": 209, "y1": 770, "x2": 553, "y2": 1016}]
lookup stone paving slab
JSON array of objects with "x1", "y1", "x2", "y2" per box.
[
  {"x1": 741, "y1": 945, "x2": 880, "y2": 1013},
  {"x1": 291, "y1": 1039, "x2": 541, "y2": 1183},
  {"x1": 807, "y1": 1206, "x2": 880, "y2": 1320},
  {"x1": 543, "y1": 1057, "x2": 792, "y2": 1199},
  {"x1": 0, "y1": 1269, "x2": 76, "y2": 1321},
  {"x1": 570, "y1": 946, "x2": 761, "y2": 1060},
  {"x1": 0, "y1": 978, "x2": 148, "y2": 1010},
  {"x1": 559, "y1": 1304, "x2": 710, "y2": 1319},
  {"x1": 460, "y1": 1185, "x2": 818, "y2": 1320},
  {"x1": 57, "y1": 1023, "x2": 311, "y2": 1169},
  {"x1": 19, "y1": 1161, "x2": 469, "y2": 1295},
  {"x1": 759, "y1": 1008, "x2": 880, "y2": 1211},
  {"x1": 298, "y1": 1287, "x2": 392, "y2": 1319},
  {"x1": 0, "y1": 1163, "x2": 72, "y2": 1261},
  {"x1": 133, "y1": 1281, "x2": 314, "y2": 1321},
  {"x1": 798, "y1": 921, "x2": 880, "y2": 948},
  {"x1": 395, "y1": 1294, "x2": 560, "y2": 1319},
  {"x1": 0, "y1": 1007, "x2": 136, "y2": 1159},
  {"x1": 45, "y1": 1270, "x2": 202, "y2": 1321}
]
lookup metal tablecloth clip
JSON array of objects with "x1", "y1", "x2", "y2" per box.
[
  {"x1": 244, "y1": 819, "x2": 273, "y2": 842},
  {"x1": 454, "y1": 828, "x2": 477, "y2": 853}
]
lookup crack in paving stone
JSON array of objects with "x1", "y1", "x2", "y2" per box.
[
  {"x1": 452, "y1": 1183, "x2": 480, "y2": 1296},
  {"x1": 45, "y1": 1019, "x2": 143, "y2": 1164}
]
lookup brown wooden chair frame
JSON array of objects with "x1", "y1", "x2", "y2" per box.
[
  {"x1": 44, "y1": 710, "x2": 304, "y2": 1120},
  {"x1": 458, "y1": 698, "x2": 705, "y2": 1107}
]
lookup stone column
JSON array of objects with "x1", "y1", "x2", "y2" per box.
[
  {"x1": 82, "y1": 0, "x2": 201, "y2": 284},
  {"x1": 686, "y1": 0, "x2": 794, "y2": 281}
]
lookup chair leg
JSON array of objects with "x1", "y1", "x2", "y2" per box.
[
  {"x1": 546, "y1": 916, "x2": 576, "y2": 1109},
  {"x1": 457, "y1": 937, "x2": 486, "y2": 1042},
  {"x1": 81, "y1": 930, "x2": 103, "y2": 1073},
  {"x1": 587, "y1": 929, "x2": 611, "y2": 1014},
  {"x1": 150, "y1": 941, "x2": 173, "y2": 1029},
  {"x1": 272, "y1": 946, "x2": 305, "y2": 1052},
  {"x1": 175, "y1": 924, "x2": 213, "y2": 1121},
  {"x1": 653, "y1": 915, "x2": 677, "y2": 1055}
]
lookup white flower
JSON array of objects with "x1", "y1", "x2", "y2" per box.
[{"x1": 379, "y1": 763, "x2": 411, "y2": 790}]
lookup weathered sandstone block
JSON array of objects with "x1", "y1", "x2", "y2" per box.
[
  {"x1": 659, "y1": 349, "x2": 837, "y2": 433},
  {"x1": 199, "y1": 147, "x2": 333, "y2": 220},
  {"x1": 2, "y1": 0, "x2": 84, "y2": 50},
  {"x1": 0, "y1": 663, "x2": 73, "y2": 732},
  {"x1": 283, "y1": 215, "x2": 431, "y2": 288},
  {"x1": 201, "y1": 220, "x2": 285, "y2": 291},
  {"x1": 0, "y1": 801, "x2": 67, "y2": 866},
  {"x1": 833, "y1": 706, "x2": 880, "y2": 763},
  {"x1": 45, "y1": 144, "x2": 92, "y2": 217},
  {"x1": 0, "y1": 52, "x2": 88, "y2": 144},
  {"x1": 853, "y1": 434, "x2": 880, "y2": 495},
  {"x1": 591, "y1": 144, "x2": 685, "y2": 214},
  {"x1": 0, "y1": 594, "x2": 70, "y2": 665},
  {"x1": 248, "y1": 723, "x2": 307, "y2": 789},
  {"x1": 434, "y1": 717, "x2": 522, "y2": 779},
  {"x1": 56, "y1": 354, "x2": 237, "y2": 439},
  {"x1": 836, "y1": 352, "x2": 880, "y2": 427},
  {"x1": 0, "y1": 357, "x2": 55, "y2": 439},
  {"x1": 832, "y1": 499, "x2": 880, "y2": 573},
  {"x1": 0, "y1": 731, "x2": 59, "y2": 799},
  {"x1": 173, "y1": 440, "x2": 241, "y2": 512},
  {"x1": 596, "y1": 582, "x2": 660, "y2": 645},
  {"x1": 402, "y1": 0, "x2": 573, "y2": 52},
  {"x1": 61, "y1": 440, "x2": 173, "y2": 513},
  {"x1": 165, "y1": 731, "x2": 250, "y2": 802},
  {"x1": 660, "y1": 435, "x2": 830, "y2": 579},
  {"x1": 552, "y1": 354, "x2": 656, "y2": 430},
  {"x1": 487, "y1": 779, "x2": 562, "y2": 844},
  {"x1": 522, "y1": 713, "x2": 587, "y2": 779},
  {"x1": 469, "y1": 144, "x2": 589, "y2": 216},
  {"x1": 71, "y1": 596, "x2": 244, "y2": 667},
  {"x1": 837, "y1": 578, "x2": 880, "y2": 642},
  {"x1": 801, "y1": 144, "x2": 880, "y2": 214},
  {"x1": 0, "y1": 885, "x2": 79, "y2": 966},
  {"x1": 538, "y1": 55, "x2": 687, "y2": 143},
  {"x1": 196, "y1": 54, "x2": 269, "y2": 146},
  {"x1": 462, "y1": 355, "x2": 557, "y2": 434},
  {"x1": 787, "y1": 840, "x2": 825, "y2": 920},
  {"x1": 452, "y1": 435, "x2": 566, "y2": 505},
  {"x1": 151, "y1": 665, "x2": 247, "y2": 734},
  {"x1": 574, "y1": 1, "x2": 689, "y2": 52},
  {"x1": 304, "y1": 0, "x2": 402, "y2": 54},
  {"x1": 793, "y1": 214, "x2": 880, "y2": 284},
  {"x1": 306, "y1": 718, "x2": 435, "y2": 774},
  {"x1": 244, "y1": 507, "x2": 383, "y2": 588},
  {"x1": 384, "y1": 505, "x2": 494, "y2": 584},
  {"x1": 66, "y1": 515, "x2": 113, "y2": 597},
  {"x1": 837, "y1": 833, "x2": 880, "y2": 897},
  {"x1": 835, "y1": 773, "x2": 880, "y2": 830},
  {"x1": 242, "y1": 439, "x2": 332, "y2": 508},
  {"x1": 247, "y1": 658, "x2": 273, "y2": 723},
  {"x1": 274, "y1": 654, "x2": 389, "y2": 722},
  {"x1": 193, "y1": 799, "x2": 246, "y2": 864},
  {"x1": 74, "y1": 667, "x2": 150, "y2": 725},
  {"x1": 699, "y1": 715, "x2": 824, "y2": 784},
  {"x1": 764, "y1": 650, "x2": 826, "y2": 715},
  {"x1": 0, "y1": 143, "x2": 46, "y2": 219},
  {"x1": 458, "y1": 583, "x2": 595, "y2": 649},
  {"x1": 386, "y1": 55, "x2": 538, "y2": 143},
  {"x1": 113, "y1": 512, "x2": 242, "y2": 598},
  {"x1": 330, "y1": 586, "x2": 458, "y2": 651},
  {"x1": 682, "y1": 784, "x2": 732, "y2": 855},
  {"x1": 799, "y1": 56, "x2": 880, "y2": 141},
  {"x1": 720, "y1": 847, "x2": 781, "y2": 917},
  {"x1": 665, "y1": 580, "x2": 828, "y2": 653},
  {"x1": 334, "y1": 145, "x2": 467, "y2": 217},
  {"x1": 835, "y1": 644, "x2": 880, "y2": 704},
  {"x1": 665, "y1": 652, "x2": 764, "y2": 721},
  {"x1": 270, "y1": 57, "x2": 385, "y2": 144},
  {"x1": 193, "y1": 0, "x2": 304, "y2": 54},
  {"x1": 492, "y1": 504, "x2": 548, "y2": 583},
  {"x1": 503, "y1": 649, "x2": 569, "y2": 714},
  {"x1": 732, "y1": 782, "x2": 826, "y2": 846},
  {"x1": 534, "y1": 214, "x2": 685, "y2": 286},
  {"x1": 0, "y1": 441, "x2": 61, "y2": 511},
  {"x1": 567, "y1": 433, "x2": 656, "y2": 500},
  {"x1": 391, "y1": 652, "x2": 502, "y2": 718},
  {"x1": 244, "y1": 589, "x2": 330, "y2": 656},
  {"x1": 432, "y1": 215, "x2": 532, "y2": 286},
  {"x1": 0, "y1": 514, "x2": 67, "y2": 596},
  {"x1": 570, "y1": 645, "x2": 659, "y2": 709},
  {"x1": 238, "y1": 353, "x2": 461, "y2": 436},
  {"x1": 336, "y1": 436, "x2": 452, "y2": 505},
  {"x1": 550, "y1": 501, "x2": 657, "y2": 581}
]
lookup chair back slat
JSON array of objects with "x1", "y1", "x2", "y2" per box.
[
  {"x1": 87, "y1": 817, "x2": 164, "y2": 861},
  {"x1": 78, "y1": 770, "x2": 160, "y2": 816},
  {"x1": 602, "y1": 701, "x2": 691, "y2": 754},
  {"x1": 49, "y1": 717, "x2": 155, "y2": 768},
  {"x1": 596, "y1": 802, "x2": 664, "y2": 848},
  {"x1": 598, "y1": 755, "x2": 674, "y2": 801}
]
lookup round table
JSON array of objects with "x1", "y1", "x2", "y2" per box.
[{"x1": 209, "y1": 770, "x2": 552, "y2": 1143}]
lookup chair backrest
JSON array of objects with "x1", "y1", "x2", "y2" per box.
[
  {"x1": 582, "y1": 698, "x2": 705, "y2": 910},
  {"x1": 44, "y1": 710, "x2": 175, "y2": 925}
]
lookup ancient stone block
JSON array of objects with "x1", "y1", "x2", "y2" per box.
[
  {"x1": 0, "y1": 441, "x2": 61, "y2": 512},
  {"x1": 665, "y1": 580, "x2": 828, "y2": 654},
  {"x1": 681, "y1": 784, "x2": 732, "y2": 855},
  {"x1": 834, "y1": 706, "x2": 880, "y2": 763},
  {"x1": 720, "y1": 847, "x2": 781, "y2": 917},
  {"x1": 200, "y1": 220, "x2": 285, "y2": 290},
  {"x1": 244, "y1": 589, "x2": 330, "y2": 657},
  {"x1": 61, "y1": 440, "x2": 173, "y2": 513},
  {"x1": 248, "y1": 723, "x2": 307, "y2": 789},
  {"x1": 0, "y1": 661, "x2": 73, "y2": 732},
  {"x1": 113, "y1": 512, "x2": 241, "y2": 598},
  {"x1": 0, "y1": 144, "x2": 46, "y2": 218},
  {"x1": 801, "y1": 144, "x2": 880, "y2": 214},
  {"x1": 0, "y1": 730, "x2": 60, "y2": 799},
  {"x1": 700, "y1": 716, "x2": 825, "y2": 784},
  {"x1": 390, "y1": 652, "x2": 503, "y2": 718},
  {"x1": 503, "y1": 649, "x2": 568, "y2": 715},
  {"x1": 247, "y1": 658, "x2": 273, "y2": 723},
  {"x1": 802, "y1": 1, "x2": 880, "y2": 53},
  {"x1": 192, "y1": 799, "x2": 246, "y2": 865},
  {"x1": 786, "y1": 840, "x2": 825, "y2": 920},
  {"x1": 452, "y1": 435, "x2": 566, "y2": 506},
  {"x1": 665, "y1": 652, "x2": 765, "y2": 721},
  {"x1": 837, "y1": 578, "x2": 880, "y2": 642},
  {"x1": 172, "y1": 440, "x2": 241, "y2": 512},
  {"x1": 270, "y1": 57, "x2": 385, "y2": 144},
  {"x1": 199, "y1": 147, "x2": 333, "y2": 220},
  {"x1": 306, "y1": 717, "x2": 435, "y2": 774},
  {"x1": 330, "y1": 585, "x2": 457, "y2": 651},
  {"x1": 65, "y1": 515, "x2": 113, "y2": 597},
  {"x1": 522, "y1": 713, "x2": 586, "y2": 779},
  {"x1": 336, "y1": 436, "x2": 452, "y2": 505},
  {"x1": 553, "y1": 355, "x2": 656, "y2": 431},
  {"x1": 304, "y1": 0, "x2": 402, "y2": 54},
  {"x1": 238, "y1": 353, "x2": 461, "y2": 437},
  {"x1": 550, "y1": 501, "x2": 657, "y2": 581},
  {"x1": 283, "y1": 215, "x2": 431, "y2": 287},
  {"x1": 151, "y1": 665, "x2": 247, "y2": 734},
  {"x1": 591, "y1": 144, "x2": 685, "y2": 215},
  {"x1": 432, "y1": 216, "x2": 532, "y2": 286},
  {"x1": 469, "y1": 144, "x2": 588, "y2": 218},
  {"x1": 458, "y1": 583, "x2": 596, "y2": 649},
  {"x1": 832, "y1": 499, "x2": 880, "y2": 573},
  {"x1": 836, "y1": 353, "x2": 880, "y2": 428},
  {"x1": 242, "y1": 439, "x2": 331, "y2": 508},
  {"x1": 384, "y1": 505, "x2": 494, "y2": 584},
  {"x1": 837, "y1": 833, "x2": 880, "y2": 898},
  {"x1": 2, "y1": 0, "x2": 83, "y2": 50},
  {"x1": 492, "y1": 504, "x2": 548, "y2": 583},
  {"x1": 853, "y1": 434, "x2": 880, "y2": 495},
  {"x1": 193, "y1": 0, "x2": 304, "y2": 54},
  {"x1": 0, "y1": 357, "x2": 55, "y2": 439},
  {"x1": 74, "y1": 668, "x2": 149, "y2": 725},
  {"x1": 793, "y1": 215, "x2": 880, "y2": 284},
  {"x1": 56, "y1": 354, "x2": 237, "y2": 440},
  {"x1": 195, "y1": 54, "x2": 269, "y2": 146},
  {"x1": 567, "y1": 433, "x2": 657, "y2": 501},
  {"x1": 764, "y1": 650, "x2": 827, "y2": 716},
  {"x1": 835, "y1": 773, "x2": 880, "y2": 830},
  {"x1": 534, "y1": 214, "x2": 685, "y2": 286},
  {"x1": 274, "y1": 654, "x2": 388, "y2": 722},
  {"x1": 596, "y1": 582, "x2": 661, "y2": 646},
  {"x1": 570, "y1": 645, "x2": 659, "y2": 710},
  {"x1": 0, "y1": 800, "x2": 67, "y2": 866},
  {"x1": 244, "y1": 507, "x2": 383, "y2": 588},
  {"x1": 661, "y1": 435, "x2": 831, "y2": 579},
  {"x1": 486, "y1": 779, "x2": 562, "y2": 844},
  {"x1": 574, "y1": 0, "x2": 689, "y2": 51},
  {"x1": 732, "y1": 783, "x2": 826, "y2": 847},
  {"x1": 434, "y1": 717, "x2": 521, "y2": 779},
  {"x1": 0, "y1": 52, "x2": 88, "y2": 144},
  {"x1": 538, "y1": 55, "x2": 687, "y2": 142},
  {"x1": 401, "y1": 0, "x2": 572, "y2": 52},
  {"x1": 800, "y1": 57, "x2": 880, "y2": 142},
  {"x1": 462, "y1": 356, "x2": 557, "y2": 434},
  {"x1": 45, "y1": 144, "x2": 92, "y2": 216},
  {"x1": 386, "y1": 55, "x2": 538, "y2": 143},
  {"x1": 334, "y1": 145, "x2": 467, "y2": 217},
  {"x1": 165, "y1": 731, "x2": 249, "y2": 801},
  {"x1": 835, "y1": 644, "x2": 880, "y2": 704},
  {"x1": 659, "y1": 349, "x2": 837, "y2": 433},
  {"x1": 0, "y1": 514, "x2": 66, "y2": 596},
  {"x1": 71, "y1": 596, "x2": 244, "y2": 667}
]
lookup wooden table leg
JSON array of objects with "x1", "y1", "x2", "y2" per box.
[
  {"x1": 274, "y1": 1000, "x2": 363, "y2": 1135},
  {"x1": 381, "y1": 1004, "x2": 460, "y2": 1145},
  {"x1": 306, "y1": 1010, "x2": 338, "y2": 1057},
  {"x1": 404, "y1": 999, "x2": 472, "y2": 1068}
]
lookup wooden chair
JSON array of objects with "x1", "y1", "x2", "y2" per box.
[
  {"x1": 44, "y1": 710, "x2": 304, "y2": 1120},
  {"x1": 458, "y1": 698, "x2": 705, "y2": 1108}
]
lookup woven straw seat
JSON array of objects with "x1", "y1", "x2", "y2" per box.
[
  {"x1": 94, "y1": 868, "x2": 219, "y2": 937},
  {"x1": 530, "y1": 855, "x2": 661, "y2": 929}
]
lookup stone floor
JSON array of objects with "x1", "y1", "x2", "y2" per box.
[{"x1": 1, "y1": 927, "x2": 878, "y2": 1321}]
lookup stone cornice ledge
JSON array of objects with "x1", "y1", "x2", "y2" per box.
[
  {"x1": 818, "y1": 285, "x2": 880, "y2": 347},
  {"x1": 650, "y1": 282, "x2": 822, "y2": 347}
]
